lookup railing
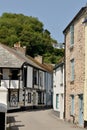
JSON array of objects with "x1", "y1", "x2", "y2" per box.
[
  {"x1": 1, "y1": 80, "x2": 23, "y2": 89},
  {"x1": 39, "y1": 86, "x2": 45, "y2": 91}
]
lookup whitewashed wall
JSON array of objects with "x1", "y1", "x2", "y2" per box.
[
  {"x1": 53, "y1": 64, "x2": 64, "y2": 119},
  {"x1": 0, "y1": 87, "x2": 7, "y2": 112}
]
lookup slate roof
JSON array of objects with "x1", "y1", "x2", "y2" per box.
[
  {"x1": 0, "y1": 43, "x2": 24, "y2": 68},
  {"x1": 53, "y1": 57, "x2": 64, "y2": 70},
  {"x1": 0, "y1": 43, "x2": 52, "y2": 72},
  {"x1": 63, "y1": 7, "x2": 87, "y2": 33},
  {"x1": 28, "y1": 55, "x2": 53, "y2": 72}
]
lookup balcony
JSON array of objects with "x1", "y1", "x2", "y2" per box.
[{"x1": 1, "y1": 80, "x2": 23, "y2": 89}]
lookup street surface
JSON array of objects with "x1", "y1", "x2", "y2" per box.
[{"x1": 7, "y1": 109, "x2": 86, "y2": 130}]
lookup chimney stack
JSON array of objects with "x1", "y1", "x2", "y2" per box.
[
  {"x1": 34, "y1": 55, "x2": 43, "y2": 64},
  {"x1": 13, "y1": 42, "x2": 26, "y2": 55}
]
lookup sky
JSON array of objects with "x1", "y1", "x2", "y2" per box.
[{"x1": 0, "y1": 1, "x2": 87, "y2": 43}]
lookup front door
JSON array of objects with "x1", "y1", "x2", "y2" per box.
[
  {"x1": 38, "y1": 92, "x2": 42, "y2": 104},
  {"x1": 56, "y1": 94, "x2": 59, "y2": 109},
  {"x1": 33, "y1": 92, "x2": 36, "y2": 105},
  {"x1": 0, "y1": 112, "x2": 5, "y2": 130},
  {"x1": 60, "y1": 94, "x2": 64, "y2": 119},
  {"x1": 79, "y1": 95, "x2": 84, "y2": 126},
  {"x1": 10, "y1": 90, "x2": 18, "y2": 107}
]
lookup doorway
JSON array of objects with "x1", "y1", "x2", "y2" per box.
[{"x1": 79, "y1": 94, "x2": 84, "y2": 126}]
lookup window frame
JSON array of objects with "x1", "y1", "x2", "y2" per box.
[
  {"x1": 56, "y1": 94, "x2": 59, "y2": 109},
  {"x1": 71, "y1": 95, "x2": 74, "y2": 115},
  {"x1": 60, "y1": 65, "x2": 63, "y2": 85},
  {"x1": 33, "y1": 69, "x2": 39, "y2": 85},
  {"x1": 28, "y1": 92, "x2": 31, "y2": 103},
  {"x1": 70, "y1": 59, "x2": 75, "y2": 81},
  {"x1": 70, "y1": 24, "x2": 74, "y2": 46},
  {"x1": 39, "y1": 71, "x2": 43, "y2": 87}
]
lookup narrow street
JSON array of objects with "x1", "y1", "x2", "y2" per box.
[{"x1": 7, "y1": 109, "x2": 86, "y2": 130}]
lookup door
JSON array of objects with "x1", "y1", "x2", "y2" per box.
[
  {"x1": 38, "y1": 92, "x2": 41, "y2": 104},
  {"x1": 10, "y1": 90, "x2": 18, "y2": 107},
  {"x1": 33, "y1": 92, "x2": 36, "y2": 105},
  {"x1": 0, "y1": 112, "x2": 5, "y2": 130},
  {"x1": 56, "y1": 94, "x2": 59, "y2": 109},
  {"x1": 79, "y1": 95, "x2": 84, "y2": 126},
  {"x1": 60, "y1": 94, "x2": 64, "y2": 119}
]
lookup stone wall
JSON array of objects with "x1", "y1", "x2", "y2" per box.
[{"x1": 65, "y1": 14, "x2": 85, "y2": 125}]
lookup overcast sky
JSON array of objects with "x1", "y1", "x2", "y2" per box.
[{"x1": 0, "y1": 0, "x2": 87, "y2": 43}]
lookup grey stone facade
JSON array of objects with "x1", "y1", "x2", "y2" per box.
[{"x1": 63, "y1": 7, "x2": 87, "y2": 126}]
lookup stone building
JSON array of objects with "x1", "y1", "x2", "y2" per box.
[{"x1": 63, "y1": 6, "x2": 87, "y2": 127}]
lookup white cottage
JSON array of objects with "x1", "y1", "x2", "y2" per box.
[
  {"x1": 53, "y1": 61, "x2": 64, "y2": 119},
  {"x1": 0, "y1": 43, "x2": 53, "y2": 111}
]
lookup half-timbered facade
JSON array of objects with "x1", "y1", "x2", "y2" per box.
[{"x1": 0, "y1": 43, "x2": 53, "y2": 111}]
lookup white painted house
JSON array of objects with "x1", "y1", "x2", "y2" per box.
[
  {"x1": 52, "y1": 43, "x2": 64, "y2": 49},
  {"x1": 53, "y1": 61, "x2": 64, "y2": 119},
  {"x1": 0, "y1": 43, "x2": 53, "y2": 111}
]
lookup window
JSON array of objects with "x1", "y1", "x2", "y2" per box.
[
  {"x1": 71, "y1": 59, "x2": 74, "y2": 81},
  {"x1": 60, "y1": 65, "x2": 63, "y2": 85},
  {"x1": 11, "y1": 69, "x2": 19, "y2": 80},
  {"x1": 28, "y1": 93, "x2": 31, "y2": 103},
  {"x1": 56, "y1": 94, "x2": 59, "y2": 109},
  {"x1": 33, "y1": 69, "x2": 38, "y2": 85},
  {"x1": 0, "y1": 69, "x2": 2, "y2": 86},
  {"x1": 71, "y1": 95, "x2": 74, "y2": 115},
  {"x1": 3, "y1": 69, "x2": 9, "y2": 80},
  {"x1": 0, "y1": 69, "x2": 2, "y2": 80},
  {"x1": 70, "y1": 24, "x2": 74, "y2": 46},
  {"x1": 39, "y1": 71, "x2": 43, "y2": 87},
  {"x1": 38, "y1": 92, "x2": 42, "y2": 104},
  {"x1": 23, "y1": 67, "x2": 27, "y2": 87}
]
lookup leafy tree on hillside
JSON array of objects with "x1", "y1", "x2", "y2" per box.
[{"x1": 0, "y1": 12, "x2": 64, "y2": 64}]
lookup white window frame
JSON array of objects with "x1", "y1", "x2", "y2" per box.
[
  {"x1": 70, "y1": 59, "x2": 74, "y2": 81},
  {"x1": 56, "y1": 94, "x2": 59, "y2": 109},
  {"x1": 71, "y1": 95, "x2": 74, "y2": 115},
  {"x1": 70, "y1": 24, "x2": 74, "y2": 46}
]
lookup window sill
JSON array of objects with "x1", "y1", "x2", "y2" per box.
[{"x1": 70, "y1": 114, "x2": 74, "y2": 117}]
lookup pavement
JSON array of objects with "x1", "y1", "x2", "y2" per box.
[{"x1": 7, "y1": 109, "x2": 87, "y2": 130}]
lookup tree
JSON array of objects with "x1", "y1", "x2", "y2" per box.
[{"x1": 0, "y1": 12, "x2": 64, "y2": 64}]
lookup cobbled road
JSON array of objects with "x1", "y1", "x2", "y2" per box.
[{"x1": 7, "y1": 109, "x2": 86, "y2": 130}]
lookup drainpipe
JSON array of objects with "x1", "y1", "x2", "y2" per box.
[
  {"x1": 23, "y1": 65, "x2": 27, "y2": 107},
  {"x1": 18, "y1": 70, "x2": 21, "y2": 103},
  {"x1": 63, "y1": 34, "x2": 66, "y2": 119}
]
